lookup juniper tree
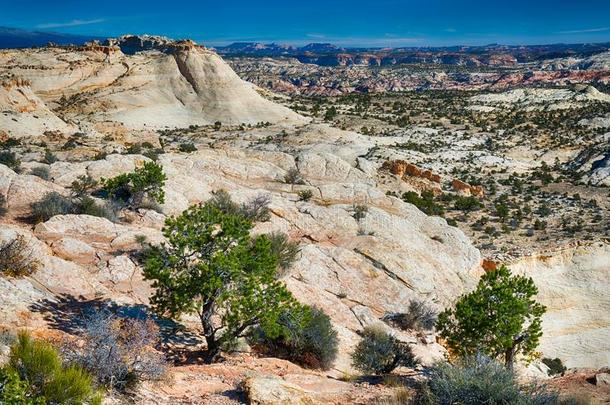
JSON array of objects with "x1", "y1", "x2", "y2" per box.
[
  {"x1": 142, "y1": 200, "x2": 296, "y2": 362},
  {"x1": 436, "y1": 266, "x2": 545, "y2": 369}
]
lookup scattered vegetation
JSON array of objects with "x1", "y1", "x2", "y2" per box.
[
  {"x1": 352, "y1": 325, "x2": 417, "y2": 375},
  {"x1": 437, "y1": 266, "x2": 546, "y2": 369},
  {"x1": 178, "y1": 142, "x2": 197, "y2": 153}
]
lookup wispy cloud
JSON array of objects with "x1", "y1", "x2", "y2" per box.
[
  {"x1": 444, "y1": 28, "x2": 457, "y2": 33},
  {"x1": 556, "y1": 27, "x2": 609, "y2": 34},
  {"x1": 306, "y1": 33, "x2": 327, "y2": 39},
  {"x1": 36, "y1": 19, "x2": 106, "y2": 29}
]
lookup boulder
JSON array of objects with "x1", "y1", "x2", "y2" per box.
[{"x1": 243, "y1": 375, "x2": 321, "y2": 405}]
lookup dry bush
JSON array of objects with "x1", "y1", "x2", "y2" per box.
[
  {"x1": 64, "y1": 310, "x2": 167, "y2": 391},
  {"x1": 0, "y1": 235, "x2": 40, "y2": 277}
]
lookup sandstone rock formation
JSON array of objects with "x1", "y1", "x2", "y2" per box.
[
  {"x1": 510, "y1": 242, "x2": 610, "y2": 368},
  {"x1": 0, "y1": 38, "x2": 305, "y2": 136}
]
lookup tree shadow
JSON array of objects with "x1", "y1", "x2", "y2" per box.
[{"x1": 28, "y1": 293, "x2": 203, "y2": 350}]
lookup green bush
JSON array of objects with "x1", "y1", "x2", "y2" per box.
[
  {"x1": 252, "y1": 305, "x2": 338, "y2": 370},
  {"x1": 0, "y1": 234, "x2": 41, "y2": 277},
  {"x1": 298, "y1": 189, "x2": 313, "y2": 201},
  {"x1": 437, "y1": 266, "x2": 546, "y2": 369},
  {"x1": 29, "y1": 166, "x2": 50, "y2": 181},
  {"x1": 453, "y1": 196, "x2": 482, "y2": 212},
  {"x1": 102, "y1": 162, "x2": 166, "y2": 208},
  {"x1": 178, "y1": 142, "x2": 197, "y2": 153},
  {"x1": 352, "y1": 325, "x2": 417, "y2": 375},
  {"x1": 542, "y1": 357, "x2": 567, "y2": 376},
  {"x1": 419, "y1": 355, "x2": 559, "y2": 405},
  {"x1": 1, "y1": 332, "x2": 101, "y2": 404},
  {"x1": 71, "y1": 175, "x2": 98, "y2": 199}
]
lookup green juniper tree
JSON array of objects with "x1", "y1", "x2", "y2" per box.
[
  {"x1": 436, "y1": 266, "x2": 546, "y2": 369},
  {"x1": 142, "y1": 200, "x2": 296, "y2": 362}
]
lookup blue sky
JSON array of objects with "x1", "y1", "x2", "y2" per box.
[{"x1": 2, "y1": 0, "x2": 610, "y2": 47}]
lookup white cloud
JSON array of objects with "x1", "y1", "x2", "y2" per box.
[
  {"x1": 557, "y1": 27, "x2": 609, "y2": 34},
  {"x1": 36, "y1": 19, "x2": 106, "y2": 29}
]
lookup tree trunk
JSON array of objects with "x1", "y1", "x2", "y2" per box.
[
  {"x1": 504, "y1": 346, "x2": 515, "y2": 370},
  {"x1": 200, "y1": 303, "x2": 220, "y2": 363},
  {"x1": 203, "y1": 336, "x2": 221, "y2": 364}
]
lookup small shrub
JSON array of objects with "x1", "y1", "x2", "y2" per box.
[
  {"x1": 0, "y1": 194, "x2": 7, "y2": 217},
  {"x1": 352, "y1": 325, "x2": 417, "y2": 375},
  {"x1": 42, "y1": 149, "x2": 58, "y2": 164},
  {"x1": 2, "y1": 332, "x2": 101, "y2": 404},
  {"x1": 251, "y1": 305, "x2": 338, "y2": 370},
  {"x1": 268, "y1": 232, "x2": 300, "y2": 272},
  {"x1": 30, "y1": 192, "x2": 74, "y2": 222},
  {"x1": 298, "y1": 189, "x2": 313, "y2": 201},
  {"x1": 102, "y1": 162, "x2": 166, "y2": 208},
  {"x1": 64, "y1": 310, "x2": 166, "y2": 390},
  {"x1": 77, "y1": 196, "x2": 118, "y2": 222},
  {"x1": 284, "y1": 168, "x2": 305, "y2": 184},
  {"x1": 0, "y1": 151, "x2": 21, "y2": 172},
  {"x1": 210, "y1": 190, "x2": 272, "y2": 222},
  {"x1": 213, "y1": 121, "x2": 222, "y2": 130},
  {"x1": 542, "y1": 357, "x2": 567, "y2": 376},
  {"x1": 453, "y1": 196, "x2": 482, "y2": 212},
  {"x1": 352, "y1": 204, "x2": 368, "y2": 221},
  {"x1": 0, "y1": 235, "x2": 41, "y2": 277},
  {"x1": 71, "y1": 175, "x2": 98, "y2": 198},
  {"x1": 178, "y1": 142, "x2": 197, "y2": 153},
  {"x1": 240, "y1": 194, "x2": 271, "y2": 222},
  {"x1": 383, "y1": 299, "x2": 437, "y2": 331},
  {"x1": 419, "y1": 355, "x2": 560, "y2": 405},
  {"x1": 29, "y1": 166, "x2": 50, "y2": 180}
]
